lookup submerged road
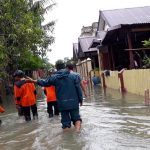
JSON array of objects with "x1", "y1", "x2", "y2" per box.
[{"x1": 0, "y1": 85, "x2": 150, "y2": 150}]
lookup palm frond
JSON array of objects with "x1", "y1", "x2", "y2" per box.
[{"x1": 42, "y1": 21, "x2": 55, "y2": 32}]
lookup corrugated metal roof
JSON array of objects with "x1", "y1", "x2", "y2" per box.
[
  {"x1": 89, "y1": 31, "x2": 106, "y2": 48},
  {"x1": 78, "y1": 36, "x2": 95, "y2": 52},
  {"x1": 97, "y1": 31, "x2": 107, "y2": 40},
  {"x1": 102, "y1": 6, "x2": 150, "y2": 27}
]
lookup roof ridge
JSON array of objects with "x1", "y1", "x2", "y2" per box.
[
  {"x1": 78, "y1": 36, "x2": 95, "y2": 39},
  {"x1": 101, "y1": 5, "x2": 150, "y2": 12}
]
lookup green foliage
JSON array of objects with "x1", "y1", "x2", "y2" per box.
[
  {"x1": 142, "y1": 39, "x2": 150, "y2": 68},
  {"x1": 0, "y1": 0, "x2": 55, "y2": 77},
  {"x1": 17, "y1": 50, "x2": 54, "y2": 71},
  {"x1": 142, "y1": 55, "x2": 150, "y2": 68},
  {"x1": 143, "y1": 56, "x2": 150, "y2": 64},
  {"x1": 142, "y1": 39, "x2": 150, "y2": 48}
]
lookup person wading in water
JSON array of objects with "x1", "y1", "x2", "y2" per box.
[
  {"x1": 26, "y1": 60, "x2": 83, "y2": 132},
  {"x1": 13, "y1": 70, "x2": 38, "y2": 121}
]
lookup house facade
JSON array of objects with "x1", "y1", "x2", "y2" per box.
[
  {"x1": 73, "y1": 22, "x2": 99, "y2": 69},
  {"x1": 94, "y1": 6, "x2": 150, "y2": 71}
]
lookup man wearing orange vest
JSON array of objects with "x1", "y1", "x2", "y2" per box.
[
  {"x1": 44, "y1": 86, "x2": 59, "y2": 118},
  {"x1": 0, "y1": 105, "x2": 5, "y2": 125},
  {"x1": 13, "y1": 70, "x2": 38, "y2": 121},
  {"x1": 0, "y1": 90, "x2": 5, "y2": 125},
  {"x1": 43, "y1": 69, "x2": 59, "y2": 118},
  {"x1": 0, "y1": 106, "x2": 5, "y2": 113}
]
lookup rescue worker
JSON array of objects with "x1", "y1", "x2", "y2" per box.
[
  {"x1": 13, "y1": 70, "x2": 38, "y2": 121},
  {"x1": 0, "y1": 105, "x2": 5, "y2": 125},
  {"x1": 0, "y1": 89, "x2": 5, "y2": 125},
  {"x1": 44, "y1": 85, "x2": 59, "y2": 118},
  {"x1": 26, "y1": 60, "x2": 83, "y2": 132},
  {"x1": 43, "y1": 68, "x2": 59, "y2": 118},
  {"x1": 66, "y1": 62, "x2": 87, "y2": 97}
]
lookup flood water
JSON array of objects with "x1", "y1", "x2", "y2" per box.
[{"x1": 0, "y1": 85, "x2": 150, "y2": 150}]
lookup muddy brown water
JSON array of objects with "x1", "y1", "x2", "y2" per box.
[{"x1": 0, "y1": 85, "x2": 150, "y2": 150}]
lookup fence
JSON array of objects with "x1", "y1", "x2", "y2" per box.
[{"x1": 101, "y1": 69, "x2": 150, "y2": 96}]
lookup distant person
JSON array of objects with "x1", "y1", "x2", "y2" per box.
[
  {"x1": 0, "y1": 105, "x2": 5, "y2": 125},
  {"x1": 13, "y1": 70, "x2": 38, "y2": 121},
  {"x1": 26, "y1": 60, "x2": 83, "y2": 132},
  {"x1": 66, "y1": 62, "x2": 87, "y2": 97},
  {"x1": 92, "y1": 74, "x2": 101, "y2": 85},
  {"x1": 0, "y1": 105, "x2": 5, "y2": 113},
  {"x1": 43, "y1": 69, "x2": 59, "y2": 118},
  {"x1": 0, "y1": 83, "x2": 5, "y2": 125}
]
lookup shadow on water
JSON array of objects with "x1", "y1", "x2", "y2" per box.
[{"x1": 1, "y1": 85, "x2": 150, "y2": 150}]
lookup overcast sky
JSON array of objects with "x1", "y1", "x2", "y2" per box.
[{"x1": 45, "y1": 0, "x2": 150, "y2": 64}]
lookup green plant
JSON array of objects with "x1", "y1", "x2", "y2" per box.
[
  {"x1": 142, "y1": 39, "x2": 150, "y2": 48},
  {"x1": 142, "y1": 55, "x2": 150, "y2": 68}
]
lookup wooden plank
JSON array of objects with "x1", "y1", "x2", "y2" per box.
[
  {"x1": 125, "y1": 48, "x2": 150, "y2": 51},
  {"x1": 131, "y1": 28, "x2": 150, "y2": 32},
  {"x1": 127, "y1": 32, "x2": 134, "y2": 69}
]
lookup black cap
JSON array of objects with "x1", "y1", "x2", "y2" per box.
[
  {"x1": 13, "y1": 70, "x2": 25, "y2": 78},
  {"x1": 55, "y1": 60, "x2": 65, "y2": 70}
]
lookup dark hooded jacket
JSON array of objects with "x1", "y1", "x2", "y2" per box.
[{"x1": 37, "y1": 69, "x2": 83, "y2": 111}]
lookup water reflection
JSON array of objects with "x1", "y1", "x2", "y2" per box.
[{"x1": 0, "y1": 85, "x2": 150, "y2": 150}]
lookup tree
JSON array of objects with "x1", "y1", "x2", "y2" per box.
[
  {"x1": 0, "y1": 0, "x2": 55, "y2": 77},
  {"x1": 29, "y1": 0, "x2": 56, "y2": 58}
]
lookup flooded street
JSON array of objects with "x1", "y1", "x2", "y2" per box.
[{"x1": 1, "y1": 85, "x2": 150, "y2": 150}]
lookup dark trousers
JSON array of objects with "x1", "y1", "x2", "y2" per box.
[
  {"x1": 22, "y1": 104, "x2": 38, "y2": 121},
  {"x1": 18, "y1": 106, "x2": 24, "y2": 116},
  {"x1": 61, "y1": 108, "x2": 81, "y2": 129},
  {"x1": 47, "y1": 101, "x2": 59, "y2": 116}
]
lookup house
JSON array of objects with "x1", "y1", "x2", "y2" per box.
[
  {"x1": 91, "y1": 6, "x2": 150, "y2": 71},
  {"x1": 73, "y1": 6, "x2": 150, "y2": 96},
  {"x1": 73, "y1": 22, "x2": 99, "y2": 69}
]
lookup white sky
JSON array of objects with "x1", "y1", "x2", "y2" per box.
[{"x1": 45, "y1": 0, "x2": 150, "y2": 64}]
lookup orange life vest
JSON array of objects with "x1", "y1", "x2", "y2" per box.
[
  {"x1": 44, "y1": 86, "x2": 57, "y2": 102},
  {"x1": 14, "y1": 84, "x2": 22, "y2": 105},
  {"x1": 14, "y1": 81, "x2": 36, "y2": 107},
  {"x1": 0, "y1": 106, "x2": 5, "y2": 113}
]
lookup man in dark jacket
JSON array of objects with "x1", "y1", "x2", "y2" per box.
[
  {"x1": 66, "y1": 62, "x2": 87, "y2": 97},
  {"x1": 27, "y1": 60, "x2": 83, "y2": 131}
]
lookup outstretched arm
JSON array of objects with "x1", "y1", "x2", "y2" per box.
[{"x1": 25, "y1": 76, "x2": 54, "y2": 87}]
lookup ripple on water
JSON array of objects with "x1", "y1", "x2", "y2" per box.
[{"x1": 1, "y1": 86, "x2": 150, "y2": 150}]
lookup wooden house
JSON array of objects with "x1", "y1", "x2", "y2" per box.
[{"x1": 91, "y1": 6, "x2": 150, "y2": 71}]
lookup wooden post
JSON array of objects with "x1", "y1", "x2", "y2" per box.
[
  {"x1": 144, "y1": 89, "x2": 150, "y2": 106},
  {"x1": 101, "y1": 72, "x2": 106, "y2": 88},
  {"x1": 118, "y1": 69, "x2": 126, "y2": 92},
  {"x1": 110, "y1": 46, "x2": 115, "y2": 70},
  {"x1": 127, "y1": 32, "x2": 134, "y2": 69},
  {"x1": 86, "y1": 58, "x2": 93, "y2": 89},
  {"x1": 97, "y1": 49, "x2": 101, "y2": 71}
]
